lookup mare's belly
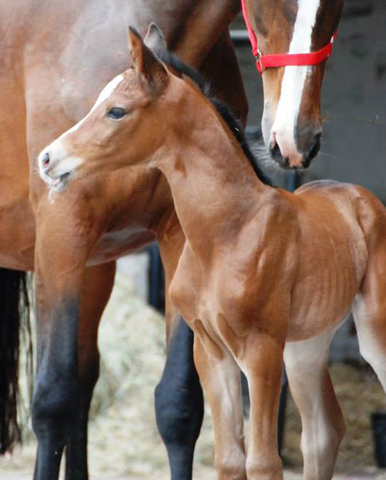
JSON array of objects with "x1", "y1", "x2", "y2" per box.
[{"x1": 0, "y1": 191, "x2": 35, "y2": 271}]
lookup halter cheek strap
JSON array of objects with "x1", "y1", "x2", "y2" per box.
[{"x1": 240, "y1": 0, "x2": 337, "y2": 74}]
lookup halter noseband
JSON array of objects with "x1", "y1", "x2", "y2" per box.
[{"x1": 240, "y1": 0, "x2": 337, "y2": 74}]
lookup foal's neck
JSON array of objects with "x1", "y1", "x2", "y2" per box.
[{"x1": 155, "y1": 86, "x2": 268, "y2": 256}]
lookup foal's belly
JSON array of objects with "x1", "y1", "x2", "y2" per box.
[{"x1": 288, "y1": 282, "x2": 356, "y2": 342}]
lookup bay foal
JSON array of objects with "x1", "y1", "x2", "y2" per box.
[{"x1": 39, "y1": 29, "x2": 386, "y2": 480}]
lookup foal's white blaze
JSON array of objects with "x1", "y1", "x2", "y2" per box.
[
  {"x1": 38, "y1": 74, "x2": 125, "y2": 188},
  {"x1": 61, "y1": 74, "x2": 125, "y2": 137},
  {"x1": 271, "y1": 0, "x2": 320, "y2": 164}
]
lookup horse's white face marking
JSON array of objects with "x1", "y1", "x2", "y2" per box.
[
  {"x1": 37, "y1": 74, "x2": 125, "y2": 190},
  {"x1": 271, "y1": 0, "x2": 320, "y2": 162}
]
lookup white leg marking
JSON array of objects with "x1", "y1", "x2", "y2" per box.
[{"x1": 272, "y1": 0, "x2": 320, "y2": 157}]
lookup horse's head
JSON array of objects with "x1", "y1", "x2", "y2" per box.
[
  {"x1": 38, "y1": 26, "x2": 171, "y2": 191},
  {"x1": 245, "y1": 0, "x2": 343, "y2": 169}
]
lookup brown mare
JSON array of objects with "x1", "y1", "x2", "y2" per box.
[
  {"x1": 40, "y1": 28, "x2": 386, "y2": 480},
  {"x1": 0, "y1": 0, "x2": 342, "y2": 478},
  {"x1": 1, "y1": 1, "x2": 247, "y2": 479}
]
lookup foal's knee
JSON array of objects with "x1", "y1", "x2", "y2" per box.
[
  {"x1": 216, "y1": 452, "x2": 246, "y2": 480},
  {"x1": 246, "y1": 454, "x2": 282, "y2": 480}
]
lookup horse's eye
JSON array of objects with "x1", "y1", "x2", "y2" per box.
[{"x1": 107, "y1": 108, "x2": 126, "y2": 120}]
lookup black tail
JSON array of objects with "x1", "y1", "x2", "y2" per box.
[{"x1": 0, "y1": 268, "x2": 32, "y2": 454}]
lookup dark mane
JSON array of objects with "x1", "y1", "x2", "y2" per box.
[{"x1": 153, "y1": 49, "x2": 271, "y2": 186}]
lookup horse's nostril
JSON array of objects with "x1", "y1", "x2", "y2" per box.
[
  {"x1": 269, "y1": 142, "x2": 282, "y2": 162},
  {"x1": 304, "y1": 133, "x2": 321, "y2": 163},
  {"x1": 42, "y1": 152, "x2": 50, "y2": 170}
]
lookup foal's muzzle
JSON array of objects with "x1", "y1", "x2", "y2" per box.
[
  {"x1": 41, "y1": 151, "x2": 51, "y2": 171},
  {"x1": 38, "y1": 143, "x2": 77, "y2": 191}
]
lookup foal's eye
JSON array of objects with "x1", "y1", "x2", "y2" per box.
[{"x1": 107, "y1": 108, "x2": 126, "y2": 120}]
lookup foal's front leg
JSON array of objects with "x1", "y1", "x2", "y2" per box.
[
  {"x1": 243, "y1": 332, "x2": 285, "y2": 480},
  {"x1": 194, "y1": 334, "x2": 246, "y2": 480}
]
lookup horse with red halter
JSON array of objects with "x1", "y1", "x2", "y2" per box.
[
  {"x1": 0, "y1": 0, "x2": 342, "y2": 478},
  {"x1": 40, "y1": 28, "x2": 386, "y2": 480},
  {"x1": 242, "y1": 0, "x2": 343, "y2": 168}
]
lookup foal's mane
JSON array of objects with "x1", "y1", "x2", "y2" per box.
[{"x1": 153, "y1": 49, "x2": 271, "y2": 186}]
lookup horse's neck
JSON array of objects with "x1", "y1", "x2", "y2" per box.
[
  {"x1": 156, "y1": 111, "x2": 266, "y2": 257},
  {"x1": 173, "y1": 0, "x2": 240, "y2": 66}
]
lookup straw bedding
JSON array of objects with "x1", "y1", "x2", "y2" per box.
[{"x1": 1, "y1": 271, "x2": 386, "y2": 478}]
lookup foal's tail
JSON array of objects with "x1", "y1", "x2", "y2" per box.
[{"x1": 0, "y1": 268, "x2": 32, "y2": 454}]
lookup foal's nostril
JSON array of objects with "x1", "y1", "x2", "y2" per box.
[
  {"x1": 304, "y1": 133, "x2": 321, "y2": 164},
  {"x1": 42, "y1": 152, "x2": 50, "y2": 170}
]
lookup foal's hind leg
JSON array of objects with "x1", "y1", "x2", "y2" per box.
[
  {"x1": 65, "y1": 262, "x2": 116, "y2": 480},
  {"x1": 284, "y1": 330, "x2": 345, "y2": 480},
  {"x1": 352, "y1": 197, "x2": 386, "y2": 391},
  {"x1": 353, "y1": 298, "x2": 386, "y2": 390}
]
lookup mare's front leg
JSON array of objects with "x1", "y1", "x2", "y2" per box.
[
  {"x1": 284, "y1": 330, "x2": 345, "y2": 480},
  {"x1": 156, "y1": 223, "x2": 204, "y2": 480},
  {"x1": 194, "y1": 333, "x2": 246, "y2": 480},
  {"x1": 155, "y1": 317, "x2": 204, "y2": 480},
  {"x1": 65, "y1": 262, "x2": 116, "y2": 480},
  {"x1": 32, "y1": 199, "x2": 102, "y2": 480}
]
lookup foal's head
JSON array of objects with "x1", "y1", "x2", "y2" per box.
[
  {"x1": 38, "y1": 27, "x2": 174, "y2": 191},
  {"x1": 244, "y1": 0, "x2": 343, "y2": 169},
  {"x1": 38, "y1": 25, "x2": 269, "y2": 191}
]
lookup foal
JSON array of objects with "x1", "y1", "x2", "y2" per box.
[{"x1": 38, "y1": 28, "x2": 386, "y2": 480}]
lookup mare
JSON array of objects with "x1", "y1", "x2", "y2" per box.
[
  {"x1": 0, "y1": 1, "x2": 248, "y2": 479},
  {"x1": 41, "y1": 28, "x2": 386, "y2": 480},
  {"x1": 242, "y1": 0, "x2": 344, "y2": 168},
  {"x1": 0, "y1": 0, "x2": 343, "y2": 478}
]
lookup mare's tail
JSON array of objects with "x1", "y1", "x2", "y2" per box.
[{"x1": 0, "y1": 268, "x2": 32, "y2": 453}]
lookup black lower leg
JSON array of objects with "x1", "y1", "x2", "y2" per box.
[
  {"x1": 155, "y1": 318, "x2": 204, "y2": 480},
  {"x1": 32, "y1": 300, "x2": 79, "y2": 480},
  {"x1": 65, "y1": 368, "x2": 98, "y2": 480}
]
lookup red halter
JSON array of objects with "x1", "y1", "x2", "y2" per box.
[{"x1": 240, "y1": 0, "x2": 337, "y2": 74}]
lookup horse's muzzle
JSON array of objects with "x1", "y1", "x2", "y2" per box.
[{"x1": 269, "y1": 131, "x2": 321, "y2": 170}]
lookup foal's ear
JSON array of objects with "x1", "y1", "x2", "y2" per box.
[
  {"x1": 128, "y1": 27, "x2": 168, "y2": 92},
  {"x1": 144, "y1": 23, "x2": 167, "y2": 52}
]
